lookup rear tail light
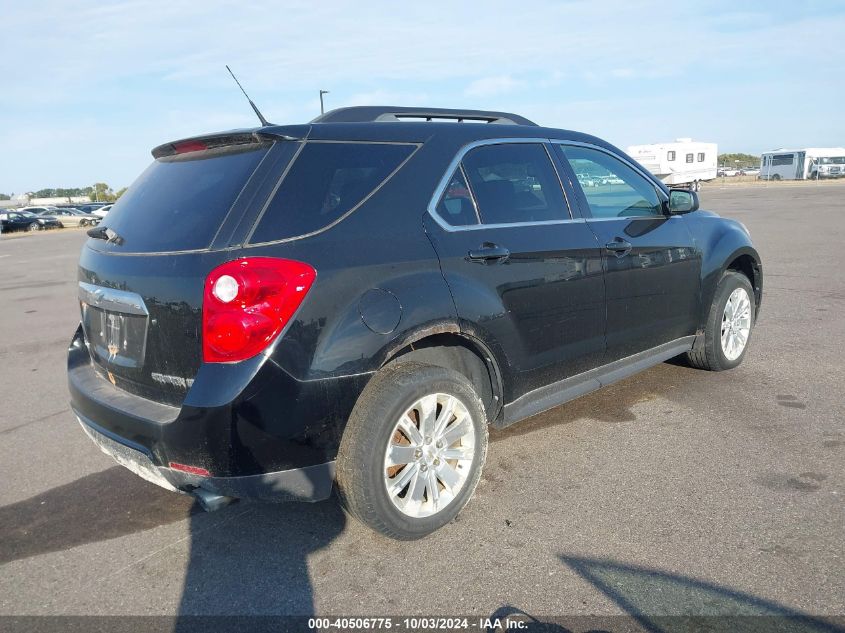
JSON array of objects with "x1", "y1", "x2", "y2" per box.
[{"x1": 202, "y1": 257, "x2": 316, "y2": 363}]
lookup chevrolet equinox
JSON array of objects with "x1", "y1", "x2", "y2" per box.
[{"x1": 68, "y1": 106, "x2": 762, "y2": 539}]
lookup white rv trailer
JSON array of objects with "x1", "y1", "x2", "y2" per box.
[
  {"x1": 760, "y1": 147, "x2": 845, "y2": 180},
  {"x1": 626, "y1": 138, "x2": 717, "y2": 191}
]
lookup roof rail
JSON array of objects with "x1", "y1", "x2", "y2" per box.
[{"x1": 312, "y1": 106, "x2": 537, "y2": 126}]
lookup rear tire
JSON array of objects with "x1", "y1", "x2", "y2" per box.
[
  {"x1": 687, "y1": 271, "x2": 755, "y2": 371},
  {"x1": 336, "y1": 361, "x2": 488, "y2": 540}
]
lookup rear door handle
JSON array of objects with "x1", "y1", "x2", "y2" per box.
[
  {"x1": 467, "y1": 242, "x2": 510, "y2": 264},
  {"x1": 605, "y1": 239, "x2": 632, "y2": 257}
]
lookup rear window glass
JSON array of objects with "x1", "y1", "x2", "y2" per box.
[
  {"x1": 99, "y1": 144, "x2": 268, "y2": 252},
  {"x1": 249, "y1": 142, "x2": 415, "y2": 243}
]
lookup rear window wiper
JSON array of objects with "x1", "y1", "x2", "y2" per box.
[{"x1": 86, "y1": 225, "x2": 125, "y2": 245}]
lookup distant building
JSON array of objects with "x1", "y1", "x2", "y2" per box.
[{"x1": 29, "y1": 196, "x2": 93, "y2": 206}]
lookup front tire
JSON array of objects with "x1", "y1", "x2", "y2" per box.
[
  {"x1": 687, "y1": 271, "x2": 755, "y2": 371},
  {"x1": 26, "y1": 222, "x2": 40, "y2": 232},
  {"x1": 336, "y1": 362, "x2": 488, "y2": 540}
]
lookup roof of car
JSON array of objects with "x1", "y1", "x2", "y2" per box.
[{"x1": 153, "y1": 106, "x2": 624, "y2": 158}]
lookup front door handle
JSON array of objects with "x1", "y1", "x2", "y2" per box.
[
  {"x1": 467, "y1": 242, "x2": 511, "y2": 264},
  {"x1": 605, "y1": 239, "x2": 632, "y2": 257}
]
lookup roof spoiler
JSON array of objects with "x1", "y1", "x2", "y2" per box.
[
  {"x1": 312, "y1": 106, "x2": 537, "y2": 126},
  {"x1": 151, "y1": 127, "x2": 307, "y2": 159}
]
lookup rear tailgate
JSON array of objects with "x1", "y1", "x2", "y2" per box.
[{"x1": 78, "y1": 135, "x2": 288, "y2": 405}]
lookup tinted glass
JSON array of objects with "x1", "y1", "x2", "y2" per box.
[
  {"x1": 558, "y1": 145, "x2": 663, "y2": 218},
  {"x1": 461, "y1": 143, "x2": 567, "y2": 224},
  {"x1": 436, "y1": 168, "x2": 478, "y2": 226},
  {"x1": 772, "y1": 154, "x2": 794, "y2": 166},
  {"x1": 101, "y1": 144, "x2": 269, "y2": 253},
  {"x1": 250, "y1": 142, "x2": 415, "y2": 243}
]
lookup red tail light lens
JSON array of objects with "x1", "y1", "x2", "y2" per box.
[
  {"x1": 202, "y1": 257, "x2": 316, "y2": 363},
  {"x1": 169, "y1": 462, "x2": 211, "y2": 477},
  {"x1": 172, "y1": 140, "x2": 208, "y2": 154}
]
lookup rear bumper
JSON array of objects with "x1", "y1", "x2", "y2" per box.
[
  {"x1": 68, "y1": 323, "x2": 368, "y2": 496},
  {"x1": 77, "y1": 412, "x2": 335, "y2": 502}
]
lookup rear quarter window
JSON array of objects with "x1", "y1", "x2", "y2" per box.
[{"x1": 248, "y1": 142, "x2": 416, "y2": 244}]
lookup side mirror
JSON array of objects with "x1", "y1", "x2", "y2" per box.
[{"x1": 668, "y1": 189, "x2": 699, "y2": 215}]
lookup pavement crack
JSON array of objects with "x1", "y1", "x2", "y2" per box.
[{"x1": 0, "y1": 410, "x2": 68, "y2": 435}]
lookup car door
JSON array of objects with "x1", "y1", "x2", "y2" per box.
[
  {"x1": 424, "y1": 140, "x2": 606, "y2": 402},
  {"x1": 553, "y1": 143, "x2": 701, "y2": 361}
]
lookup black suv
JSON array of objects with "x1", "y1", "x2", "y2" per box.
[{"x1": 69, "y1": 106, "x2": 762, "y2": 539}]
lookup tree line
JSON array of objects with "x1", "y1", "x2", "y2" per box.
[
  {"x1": 0, "y1": 183, "x2": 128, "y2": 202},
  {"x1": 718, "y1": 153, "x2": 759, "y2": 167}
]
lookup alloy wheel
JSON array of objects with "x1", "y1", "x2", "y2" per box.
[
  {"x1": 721, "y1": 287, "x2": 752, "y2": 361},
  {"x1": 383, "y1": 393, "x2": 476, "y2": 518}
]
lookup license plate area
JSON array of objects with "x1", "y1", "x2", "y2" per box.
[{"x1": 79, "y1": 282, "x2": 150, "y2": 370}]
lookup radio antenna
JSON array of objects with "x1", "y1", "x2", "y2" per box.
[{"x1": 225, "y1": 65, "x2": 270, "y2": 127}]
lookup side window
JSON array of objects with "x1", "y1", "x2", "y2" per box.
[
  {"x1": 557, "y1": 145, "x2": 663, "y2": 219},
  {"x1": 250, "y1": 142, "x2": 415, "y2": 243},
  {"x1": 461, "y1": 143, "x2": 568, "y2": 224},
  {"x1": 685, "y1": 153, "x2": 694, "y2": 163},
  {"x1": 697, "y1": 152, "x2": 705, "y2": 162},
  {"x1": 436, "y1": 168, "x2": 478, "y2": 226},
  {"x1": 667, "y1": 151, "x2": 676, "y2": 161}
]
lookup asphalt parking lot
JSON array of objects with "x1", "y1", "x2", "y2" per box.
[{"x1": 1, "y1": 184, "x2": 843, "y2": 626}]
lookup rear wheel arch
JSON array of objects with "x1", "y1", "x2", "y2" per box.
[{"x1": 382, "y1": 332, "x2": 503, "y2": 424}]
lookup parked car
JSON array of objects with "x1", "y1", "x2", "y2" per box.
[
  {"x1": 0, "y1": 209, "x2": 62, "y2": 232},
  {"x1": 75, "y1": 203, "x2": 110, "y2": 214},
  {"x1": 91, "y1": 204, "x2": 112, "y2": 219},
  {"x1": 35, "y1": 207, "x2": 100, "y2": 227},
  {"x1": 20, "y1": 205, "x2": 62, "y2": 215},
  {"x1": 738, "y1": 168, "x2": 760, "y2": 176},
  {"x1": 575, "y1": 172, "x2": 596, "y2": 187},
  {"x1": 598, "y1": 175, "x2": 625, "y2": 185},
  {"x1": 68, "y1": 106, "x2": 763, "y2": 539}
]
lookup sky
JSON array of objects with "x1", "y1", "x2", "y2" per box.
[{"x1": 1, "y1": 0, "x2": 844, "y2": 194}]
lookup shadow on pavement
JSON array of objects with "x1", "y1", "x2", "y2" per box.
[
  {"x1": 0, "y1": 466, "x2": 198, "y2": 564},
  {"x1": 485, "y1": 557, "x2": 844, "y2": 632},
  {"x1": 1, "y1": 460, "x2": 346, "y2": 623},
  {"x1": 175, "y1": 467, "x2": 346, "y2": 622},
  {"x1": 556, "y1": 554, "x2": 844, "y2": 633},
  {"x1": 490, "y1": 361, "x2": 699, "y2": 444}
]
